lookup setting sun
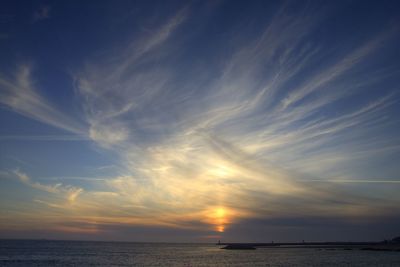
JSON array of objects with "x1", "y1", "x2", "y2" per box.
[
  {"x1": 205, "y1": 207, "x2": 229, "y2": 232},
  {"x1": 215, "y1": 207, "x2": 225, "y2": 218}
]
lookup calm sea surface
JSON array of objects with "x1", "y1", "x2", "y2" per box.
[{"x1": 1, "y1": 240, "x2": 400, "y2": 266}]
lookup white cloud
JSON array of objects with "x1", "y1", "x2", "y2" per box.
[
  {"x1": 0, "y1": 64, "x2": 86, "y2": 135},
  {"x1": 89, "y1": 122, "x2": 129, "y2": 146},
  {"x1": 13, "y1": 170, "x2": 83, "y2": 203},
  {"x1": 2, "y1": 2, "x2": 400, "y2": 232}
]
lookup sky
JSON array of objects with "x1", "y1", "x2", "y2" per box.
[{"x1": 0, "y1": 0, "x2": 400, "y2": 242}]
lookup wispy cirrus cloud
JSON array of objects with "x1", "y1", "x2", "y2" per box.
[
  {"x1": 1, "y1": 1, "x2": 399, "y2": 237},
  {"x1": 13, "y1": 170, "x2": 83, "y2": 203},
  {"x1": 76, "y1": 6, "x2": 189, "y2": 147},
  {"x1": 0, "y1": 64, "x2": 86, "y2": 135},
  {"x1": 0, "y1": 134, "x2": 88, "y2": 141}
]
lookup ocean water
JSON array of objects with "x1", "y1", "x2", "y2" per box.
[{"x1": 1, "y1": 240, "x2": 400, "y2": 266}]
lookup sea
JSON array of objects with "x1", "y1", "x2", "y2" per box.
[{"x1": 1, "y1": 240, "x2": 400, "y2": 266}]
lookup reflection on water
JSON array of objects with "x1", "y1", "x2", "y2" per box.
[{"x1": 1, "y1": 240, "x2": 400, "y2": 266}]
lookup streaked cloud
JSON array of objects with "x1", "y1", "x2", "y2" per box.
[
  {"x1": 0, "y1": 135, "x2": 89, "y2": 141},
  {"x1": 13, "y1": 170, "x2": 83, "y2": 204},
  {"x1": 0, "y1": 64, "x2": 86, "y2": 135},
  {"x1": 0, "y1": 1, "x2": 399, "y2": 240}
]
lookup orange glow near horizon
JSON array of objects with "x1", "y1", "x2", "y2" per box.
[{"x1": 206, "y1": 207, "x2": 228, "y2": 232}]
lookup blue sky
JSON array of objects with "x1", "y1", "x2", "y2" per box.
[{"x1": 1, "y1": 0, "x2": 400, "y2": 242}]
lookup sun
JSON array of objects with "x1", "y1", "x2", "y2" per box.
[
  {"x1": 215, "y1": 207, "x2": 225, "y2": 218},
  {"x1": 213, "y1": 207, "x2": 227, "y2": 232}
]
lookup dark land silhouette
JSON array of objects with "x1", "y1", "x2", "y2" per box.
[{"x1": 219, "y1": 236, "x2": 400, "y2": 251}]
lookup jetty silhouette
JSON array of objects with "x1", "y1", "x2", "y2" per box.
[{"x1": 218, "y1": 236, "x2": 400, "y2": 251}]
